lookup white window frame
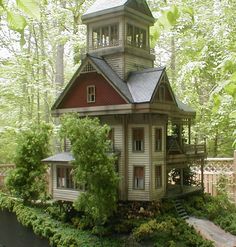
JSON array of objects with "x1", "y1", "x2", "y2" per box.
[{"x1": 87, "y1": 85, "x2": 96, "y2": 103}]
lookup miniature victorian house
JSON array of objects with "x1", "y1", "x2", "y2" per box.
[{"x1": 43, "y1": 0, "x2": 206, "y2": 202}]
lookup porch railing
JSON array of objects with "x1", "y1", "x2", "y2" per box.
[
  {"x1": 167, "y1": 136, "x2": 206, "y2": 156},
  {"x1": 184, "y1": 144, "x2": 206, "y2": 155}
]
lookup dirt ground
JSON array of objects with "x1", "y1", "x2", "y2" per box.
[{"x1": 187, "y1": 217, "x2": 236, "y2": 247}]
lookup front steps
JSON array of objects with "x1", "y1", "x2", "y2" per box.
[{"x1": 174, "y1": 199, "x2": 189, "y2": 220}]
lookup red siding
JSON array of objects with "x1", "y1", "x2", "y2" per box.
[{"x1": 58, "y1": 72, "x2": 127, "y2": 109}]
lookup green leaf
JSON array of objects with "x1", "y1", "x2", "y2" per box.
[
  {"x1": 16, "y1": 0, "x2": 40, "y2": 19},
  {"x1": 0, "y1": 0, "x2": 3, "y2": 7},
  {"x1": 182, "y1": 7, "x2": 194, "y2": 22},
  {"x1": 7, "y1": 11, "x2": 27, "y2": 33},
  {"x1": 230, "y1": 72, "x2": 236, "y2": 81},
  {"x1": 224, "y1": 82, "x2": 236, "y2": 98}
]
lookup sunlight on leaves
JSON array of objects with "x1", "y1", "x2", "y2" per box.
[
  {"x1": 16, "y1": 0, "x2": 40, "y2": 20},
  {"x1": 7, "y1": 11, "x2": 27, "y2": 33}
]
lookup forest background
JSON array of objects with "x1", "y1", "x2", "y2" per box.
[{"x1": 0, "y1": 0, "x2": 235, "y2": 163}]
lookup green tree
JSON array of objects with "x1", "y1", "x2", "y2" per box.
[
  {"x1": 60, "y1": 114, "x2": 119, "y2": 225},
  {"x1": 6, "y1": 122, "x2": 52, "y2": 203}
]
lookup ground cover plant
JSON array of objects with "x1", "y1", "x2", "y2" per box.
[
  {"x1": 0, "y1": 193, "x2": 122, "y2": 247},
  {"x1": 0, "y1": 192, "x2": 214, "y2": 247},
  {"x1": 183, "y1": 193, "x2": 236, "y2": 235}
]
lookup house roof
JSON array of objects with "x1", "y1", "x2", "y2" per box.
[
  {"x1": 82, "y1": 0, "x2": 154, "y2": 22},
  {"x1": 52, "y1": 54, "x2": 195, "y2": 115},
  {"x1": 89, "y1": 55, "x2": 133, "y2": 102},
  {"x1": 42, "y1": 152, "x2": 74, "y2": 163},
  {"x1": 42, "y1": 151, "x2": 120, "y2": 163},
  {"x1": 176, "y1": 98, "x2": 195, "y2": 113},
  {"x1": 127, "y1": 67, "x2": 165, "y2": 103},
  {"x1": 84, "y1": 0, "x2": 128, "y2": 16}
]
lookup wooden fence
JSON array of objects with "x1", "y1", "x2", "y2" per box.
[{"x1": 195, "y1": 151, "x2": 236, "y2": 203}]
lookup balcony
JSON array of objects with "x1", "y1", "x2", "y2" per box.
[
  {"x1": 80, "y1": 39, "x2": 155, "y2": 58},
  {"x1": 167, "y1": 136, "x2": 206, "y2": 164}
]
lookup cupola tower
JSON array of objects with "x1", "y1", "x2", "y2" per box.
[{"x1": 82, "y1": 0, "x2": 155, "y2": 80}]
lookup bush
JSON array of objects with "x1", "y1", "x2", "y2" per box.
[
  {"x1": 6, "y1": 123, "x2": 52, "y2": 203},
  {"x1": 133, "y1": 216, "x2": 213, "y2": 247}
]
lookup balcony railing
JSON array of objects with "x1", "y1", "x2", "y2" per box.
[
  {"x1": 167, "y1": 136, "x2": 206, "y2": 156},
  {"x1": 184, "y1": 144, "x2": 206, "y2": 156},
  {"x1": 79, "y1": 39, "x2": 155, "y2": 57}
]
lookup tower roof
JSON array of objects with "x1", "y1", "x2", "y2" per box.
[{"x1": 82, "y1": 0, "x2": 154, "y2": 23}]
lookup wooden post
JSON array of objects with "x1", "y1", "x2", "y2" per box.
[{"x1": 180, "y1": 168, "x2": 184, "y2": 192}]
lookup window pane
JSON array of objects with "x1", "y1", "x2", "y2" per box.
[
  {"x1": 110, "y1": 24, "x2": 118, "y2": 45},
  {"x1": 134, "y1": 167, "x2": 144, "y2": 189},
  {"x1": 155, "y1": 128, "x2": 162, "y2": 151},
  {"x1": 133, "y1": 128, "x2": 144, "y2": 151},
  {"x1": 87, "y1": 86, "x2": 96, "y2": 103},
  {"x1": 155, "y1": 166, "x2": 162, "y2": 188},
  {"x1": 127, "y1": 24, "x2": 133, "y2": 45},
  {"x1": 101, "y1": 26, "x2": 109, "y2": 46}
]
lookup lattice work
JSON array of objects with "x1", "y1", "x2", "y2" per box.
[
  {"x1": 192, "y1": 158, "x2": 234, "y2": 173},
  {"x1": 81, "y1": 62, "x2": 96, "y2": 73}
]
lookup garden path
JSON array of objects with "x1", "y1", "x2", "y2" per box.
[{"x1": 187, "y1": 217, "x2": 236, "y2": 247}]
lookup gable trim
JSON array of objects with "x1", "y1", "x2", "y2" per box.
[
  {"x1": 150, "y1": 71, "x2": 178, "y2": 106},
  {"x1": 52, "y1": 56, "x2": 131, "y2": 110}
]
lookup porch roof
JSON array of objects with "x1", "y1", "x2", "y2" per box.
[{"x1": 42, "y1": 152, "x2": 74, "y2": 163}]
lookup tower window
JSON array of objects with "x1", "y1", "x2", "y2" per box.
[
  {"x1": 92, "y1": 24, "x2": 119, "y2": 49},
  {"x1": 126, "y1": 24, "x2": 146, "y2": 49},
  {"x1": 87, "y1": 85, "x2": 96, "y2": 103}
]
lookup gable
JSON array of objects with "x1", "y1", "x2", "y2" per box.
[
  {"x1": 126, "y1": 0, "x2": 153, "y2": 18},
  {"x1": 57, "y1": 72, "x2": 127, "y2": 109},
  {"x1": 152, "y1": 76, "x2": 176, "y2": 104}
]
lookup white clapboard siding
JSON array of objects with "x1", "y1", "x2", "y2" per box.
[
  {"x1": 52, "y1": 164, "x2": 79, "y2": 202},
  {"x1": 128, "y1": 124, "x2": 150, "y2": 201},
  {"x1": 105, "y1": 54, "x2": 124, "y2": 79},
  {"x1": 125, "y1": 54, "x2": 153, "y2": 76}
]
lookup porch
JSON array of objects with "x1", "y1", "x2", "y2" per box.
[{"x1": 164, "y1": 184, "x2": 203, "y2": 199}]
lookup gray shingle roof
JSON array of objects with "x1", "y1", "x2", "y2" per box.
[
  {"x1": 176, "y1": 98, "x2": 195, "y2": 113},
  {"x1": 84, "y1": 0, "x2": 127, "y2": 16},
  {"x1": 89, "y1": 54, "x2": 133, "y2": 102},
  {"x1": 42, "y1": 152, "x2": 74, "y2": 163},
  {"x1": 127, "y1": 67, "x2": 165, "y2": 103}
]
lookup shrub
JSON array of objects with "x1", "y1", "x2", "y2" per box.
[{"x1": 6, "y1": 123, "x2": 52, "y2": 203}]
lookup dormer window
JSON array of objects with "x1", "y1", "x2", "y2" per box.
[
  {"x1": 158, "y1": 85, "x2": 165, "y2": 101},
  {"x1": 87, "y1": 85, "x2": 96, "y2": 103},
  {"x1": 126, "y1": 24, "x2": 146, "y2": 49},
  {"x1": 92, "y1": 24, "x2": 119, "y2": 49}
]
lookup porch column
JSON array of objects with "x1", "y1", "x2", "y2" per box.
[{"x1": 180, "y1": 168, "x2": 184, "y2": 192}]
